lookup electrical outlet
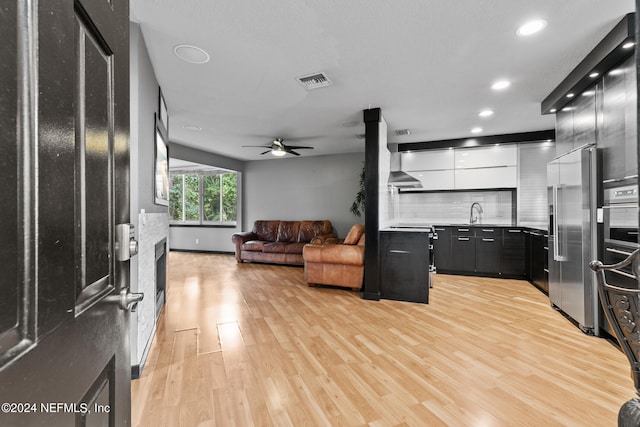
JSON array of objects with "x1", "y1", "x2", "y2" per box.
[{"x1": 195, "y1": 238, "x2": 199, "y2": 245}]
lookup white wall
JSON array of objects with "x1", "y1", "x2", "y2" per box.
[{"x1": 243, "y1": 153, "x2": 365, "y2": 238}]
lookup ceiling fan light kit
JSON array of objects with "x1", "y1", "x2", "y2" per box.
[{"x1": 243, "y1": 137, "x2": 314, "y2": 157}]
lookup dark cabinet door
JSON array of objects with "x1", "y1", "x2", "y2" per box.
[
  {"x1": 502, "y1": 228, "x2": 525, "y2": 276},
  {"x1": 433, "y1": 227, "x2": 453, "y2": 271},
  {"x1": 475, "y1": 237, "x2": 502, "y2": 273},
  {"x1": 452, "y1": 236, "x2": 476, "y2": 272},
  {"x1": 380, "y1": 232, "x2": 430, "y2": 303},
  {"x1": 531, "y1": 233, "x2": 547, "y2": 292},
  {"x1": 601, "y1": 56, "x2": 637, "y2": 182},
  {"x1": 524, "y1": 231, "x2": 532, "y2": 281}
]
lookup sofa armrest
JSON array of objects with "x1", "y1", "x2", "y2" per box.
[
  {"x1": 303, "y1": 243, "x2": 364, "y2": 266},
  {"x1": 231, "y1": 231, "x2": 257, "y2": 262},
  {"x1": 310, "y1": 233, "x2": 337, "y2": 245}
]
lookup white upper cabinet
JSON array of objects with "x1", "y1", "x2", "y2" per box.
[
  {"x1": 397, "y1": 145, "x2": 518, "y2": 190},
  {"x1": 401, "y1": 149, "x2": 454, "y2": 171},
  {"x1": 454, "y1": 166, "x2": 517, "y2": 189},
  {"x1": 454, "y1": 145, "x2": 517, "y2": 169}
]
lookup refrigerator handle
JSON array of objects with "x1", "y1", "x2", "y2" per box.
[{"x1": 553, "y1": 184, "x2": 560, "y2": 261}]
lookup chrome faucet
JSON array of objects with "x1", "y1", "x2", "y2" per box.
[{"x1": 470, "y1": 202, "x2": 483, "y2": 224}]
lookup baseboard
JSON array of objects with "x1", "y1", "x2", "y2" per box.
[
  {"x1": 169, "y1": 249, "x2": 234, "y2": 255},
  {"x1": 361, "y1": 292, "x2": 380, "y2": 301},
  {"x1": 130, "y1": 317, "x2": 158, "y2": 380}
]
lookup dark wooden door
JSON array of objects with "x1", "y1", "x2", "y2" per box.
[{"x1": 0, "y1": 0, "x2": 134, "y2": 426}]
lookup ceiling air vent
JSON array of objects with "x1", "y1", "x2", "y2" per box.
[
  {"x1": 296, "y1": 72, "x2": 332, "y2": 90},
  {"x1": 395, "y1": 129, "x2": 411, "y2": 136}
]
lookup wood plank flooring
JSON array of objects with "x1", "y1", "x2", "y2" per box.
[{"x1": 132, "y1": 252, "x2": 632, "y2": 426}]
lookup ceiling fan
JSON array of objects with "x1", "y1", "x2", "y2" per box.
[{"x1": 243, "y1": 138, "x2": 314, "y2": 157}]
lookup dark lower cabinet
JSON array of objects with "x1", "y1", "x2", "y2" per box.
[
  {"x1": 452, "y1": 236, "x2": 476, "y2": 272},
  {"x1": 380, "y1": 231, "x2": 430, "y2": 303},
  {"x1": 531, "y1": 233, "x2": 548, "y2": 293},
  {"x1": 475, "y1": 237, "x2": 502, "y2": 273},
  {"x1": 502, "y1": 228, "x2": 525, "y2": 277},
  {"x1": 433, "y1": 226, "x2": 546, "y2": 285},
  {"x1": 433, "y1": 227, "x2": 453, "y2": 271}
]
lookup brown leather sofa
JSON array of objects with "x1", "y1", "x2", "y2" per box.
[
  {"x1": 303, "y1": 224, "x2": 365, "y2": 290},
  {"x1": 232, "y1": 220, "x2": 335, "y2": 265}
]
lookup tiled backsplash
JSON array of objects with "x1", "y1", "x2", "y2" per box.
[{"x1": 393, "y1": 190, "x2": 515, "y2": 225}]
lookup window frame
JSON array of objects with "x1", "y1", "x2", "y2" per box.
[{"x1": 169, "y1": 170, "x2": 238, "y2": 226}]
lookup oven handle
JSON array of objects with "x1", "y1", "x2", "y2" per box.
[{"x1": 602, "y1": 204, "x2": 639, "y2": 209}]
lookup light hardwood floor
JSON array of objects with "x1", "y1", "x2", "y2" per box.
[{"x1": 132, "y1": 252, "x2": 632, "y2": 426}]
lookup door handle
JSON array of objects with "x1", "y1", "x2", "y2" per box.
[{"x1": 118, "y1": 289, "x2": 144, "y2": 312}]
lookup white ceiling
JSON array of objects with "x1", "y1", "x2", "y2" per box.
[{"x1": 130, "y1": 0, "x2": 635, "y2": 161}]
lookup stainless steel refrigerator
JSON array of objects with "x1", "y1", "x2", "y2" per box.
[{"x1": 547, "y1": 145, "x2": 599, "y2": 335}]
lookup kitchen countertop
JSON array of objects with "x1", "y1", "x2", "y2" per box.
[
  {"x1": 384, "y1": 223, "x2": 548, "y2": 233},
  {"x1": 380, "y1": 227, "x2": 435, "y2": 233}
]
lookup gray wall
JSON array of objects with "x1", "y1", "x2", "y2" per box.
[
  {"x1": 243, "y1": 152, "x2": 365, "y2": 238},
  {"x1": 129, "y1": 22, "x2": 169, "y2": 370}
]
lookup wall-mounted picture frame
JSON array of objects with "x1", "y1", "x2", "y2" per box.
[
  {"x1": 158, "y1": 87, "x2": 168, "y2": 134},
  {"x1": 154, "y1": 114, "x2": 170, "y2": 206}
]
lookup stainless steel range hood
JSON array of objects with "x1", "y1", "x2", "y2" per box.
[
  {"x1": 388, "y1": 152, "x2": 422, "y2": 188},
  {"x1": 388, "y1": 171, "x2": 422, "y2": 188}
]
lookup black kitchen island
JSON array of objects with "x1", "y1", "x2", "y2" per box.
[{"x1": 379, "y1": 228, "x2": 433, "y2": 304}]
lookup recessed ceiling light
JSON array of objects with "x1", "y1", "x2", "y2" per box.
[
  {"x1": 478, "y1": 109, "x2": 494, "y2": 117},
  {"x1": 582, "y1": 90, "x2": 595, "y2": 97},
  {"x1": 562, "y1": 107, "x2": 573, "y2": 112},
  {"x1": 550, "y1": 108, "x2": 557, "y2": 113},
  {"x1": 182, "y1": 125, "x2": 202, "y2": 131},
  {"x1": 589, "y1": 72, "x2": 599, "y2": 78},
  {"x1": 174, "y1": 44, "x2": 210, "y2": 64},
  {"x1": 566, "y1": 93, "x2": 574, "y2": 98},
  {"x1": 491, "y1": 80, "x2": 511, "y2": 90},
  {"x1": 623, "y1": 41, "x2": 635, "y2": 49},
  {"x1": 516, "y1": 19, "x2": 548, "y2": 37},
  {"x1": 471, "y1": 127, "x2": 483, "y2": 134},
  {"x1": 609, "y1": 69, "x2": 624, "y2": 76}
]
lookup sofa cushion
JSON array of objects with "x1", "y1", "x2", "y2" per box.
[
  {"x1": 241, "y1": 240, "x2": 268, "y2": 252},
  {"x1": 343, "y1": 224, "x2": 365, "y2": 245},
  {"x1": 297, "y1": 220, "x2": 332, "y2": 243},
  {"x1": 253, "y1": 220, "x2": 280, "y2": 242},
  {"x1": 284, "y1": 242, "x2": 306, "y2": 254},
  {"x1": 277, "y1": 221, "x2": 300, "y2": 242},
  {"x1": 263, "y1": 242, "x2": 289, "y2": 253}
]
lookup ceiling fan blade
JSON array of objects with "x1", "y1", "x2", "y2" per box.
[
  {"x1": 280, "y1": 135, "x2": 322, "y2": 142},
  {"x1": 285, "y1": 145, "x2": 313, "y2": 150},
  {"x1": 260, "y1": 150, "x2": 271, "y2": 155},
  {"x1": 286, "y1": 149, "x2": 301, "y2": 156},
  {"x1": 242, "y1": 145, "x2": 271, "y2": 148}
]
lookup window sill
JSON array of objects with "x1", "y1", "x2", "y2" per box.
[{"x1": 170, "y1": 223, "x2": 238, "y2": 229}]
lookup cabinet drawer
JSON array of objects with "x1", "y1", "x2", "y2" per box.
[
  {"x1": 452, "y1": 227, "x2": 475, "y2": 236},
  {"x1": 476, "y1": 228, "x2": 499, "y2": 237}
]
